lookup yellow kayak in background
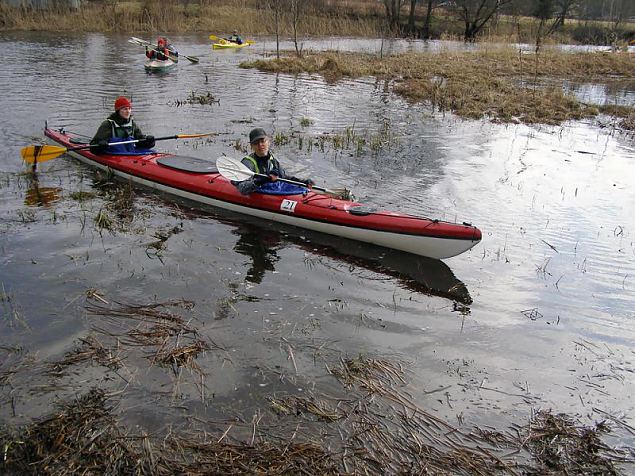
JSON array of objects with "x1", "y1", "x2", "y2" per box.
[
  {"x1": 210, "y1": 36, "x2": 254, "y2": 49},
  {"x1": 212, "y1": 38, "x2": 254, "y2": 50}
]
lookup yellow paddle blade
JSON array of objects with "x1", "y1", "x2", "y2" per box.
[
  {"x1": 245, "y1": 40, "x2": 256, "y2": 45},
  {"x1": 175, "y1": 132, "x2": 216, "y2": 139},
  {"x1": 20, "y1": 145, "x2": 68, "y2": 164},
  {"x1": 208, "y1": 34, "x2": 219, "y2": 40}
]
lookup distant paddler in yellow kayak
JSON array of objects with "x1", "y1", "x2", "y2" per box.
[{"x1": 209, "y1": 33, "x2": 255, "y2": 49}]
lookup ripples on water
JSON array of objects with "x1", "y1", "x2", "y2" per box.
[{"x1": 1, "y1": 32, "x2": 634, "y2": 445}]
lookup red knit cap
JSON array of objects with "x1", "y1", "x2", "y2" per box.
[{"x1": 114, "y1": 96, "x2": 131, "y2": 111}]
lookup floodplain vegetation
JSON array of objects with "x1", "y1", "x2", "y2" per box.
[
  {"x1": 0, "y1": 0, "x2": 382, "y2": 36},
  {"x1": 1, "y1": 295, "x2": 633, "y2": 475},
  {"x1": 1, "y1": 0, "x2": 633, "y2": 47},
  {"x1": 242, "y1": 47, "x2": 635, "y2": 129}
]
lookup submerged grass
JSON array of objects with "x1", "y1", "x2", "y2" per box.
[
  {"x1": 1, "y1": 294, "x2": 632, "y2": 473},
  {"x1": 242, "y1": 48, "x2": 635, "y2": 126},
  {"x1": 2, "y1": 351, "x2": 630, "y2": 475},
  {"x1": 0, "y1": 387, "x2": 342, "y2": 475}
]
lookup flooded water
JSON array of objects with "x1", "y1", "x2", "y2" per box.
[{"x1": 1, "y1": 32, "x2": 635, "y2": 464}]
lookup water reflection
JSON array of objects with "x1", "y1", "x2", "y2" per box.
[
  {"x1": 563, "y1": 80, "x2": 635, "y2": 107},
  {"x1": 24, "y1": 174, "x2": 61, "y2": 207},
  {"x1": 228, "y1": 218, "x2": 470, "y2": 303},
  {"x1": 287, "y1": 231, "x2": 472, "y2": 304},
  {"x1": 2, "y1": 32, "x2": 635, "y2": 438},
  {"x1": 232, "y1": 224, "x2": 281, "y2": 284}
]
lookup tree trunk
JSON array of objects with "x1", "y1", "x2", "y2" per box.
[
  {"x1": 407, "y1": 0, "x2": 416, "y2": 36},
  {"x1": 291, "y1": 0, "x2": 302, "y2": 57},
  {"x1": 421, "y1": 0, "x2": 434, "y2": 39},
  {"x1": 383, "y1": 0, "x2": 402, "y2": 33}
]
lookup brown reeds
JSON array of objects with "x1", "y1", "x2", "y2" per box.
[
  {"x1": 2, "y1": 340, "x2": 633, "y2": 475},
  {"x1": 268, "y1": 394, "x2": 342, "y2": 421},
  {"x1": 2, "y1": 385, "x2": 629, "y2": 475},
  {"x1": 0, "y1": 389, "x2": 142, "y2": 475},
  {"x1": 83, "y1": 297, "x2": 212, "y2": 399},
  {"x1": 324, "y1": 355, "x2": 520, "y2": 474},
  {"x1": 0, "y1": 386, "x2": 343, "y2": 475},
  {"x1": 46, "y1": 335, "x2": 124, "y2": 377},
  {"x1": 521, "y1": 410, "x2": 625, "y2": 474},
  {"x1": 2, "y1": 290, "x2": 633, "y2": 474},
  {"x1": 242, "y1": 48, "x2": 635, "y2": 126},
  {"x1": 0, "y1": 0, "x2": 384, "y2": 35}
]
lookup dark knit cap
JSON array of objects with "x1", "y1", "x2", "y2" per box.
[{"x1": 249, "y1": 128, "x2": 267, "y2": 144}]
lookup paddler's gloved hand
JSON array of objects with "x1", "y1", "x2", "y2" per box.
[
  {"x1": 138, "y1": 135, "x2": 155, "y2": 149},
  {"x1": 304, "y1": 179, "x2": 314, "y2": 188},
  {"x1": 253, "y1": 175, "x2": 270, "y2": 187},
  {"x1": 89, "y1": 140, "x2": 108, "y2": 153}
]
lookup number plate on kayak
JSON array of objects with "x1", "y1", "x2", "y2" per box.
[{"x1": 280, "y1": 199, "x2": 297, "y2": 213}]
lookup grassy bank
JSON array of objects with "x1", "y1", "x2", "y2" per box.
[
  {"x1": 0, "y1": 0, "x2": 383, "y2": 36},
  {"x1": 1, "y1": 0, "x2": 633, "y2": 47},
  {"x1": 242, "y1": 48, "x2": 635, "y2": 127}
]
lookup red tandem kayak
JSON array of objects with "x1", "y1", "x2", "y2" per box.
[{"x1": 44, "y1": 127, "x2": 482, "y2": 259}]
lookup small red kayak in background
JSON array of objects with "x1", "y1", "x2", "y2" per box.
[{"x1": 44, "y1": 127, "x2": 481, "y2": 259}]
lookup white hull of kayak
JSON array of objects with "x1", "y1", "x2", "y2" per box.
[{"x1": 144, "y1": 58, "x2": 177, "y2": 72}]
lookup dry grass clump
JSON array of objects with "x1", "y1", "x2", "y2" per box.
[
  {"x1": 522, "y1": 410, "x2": 622, "y2": 474},
  {"x1": 598, "y1": 104, "x2": 635, "y2": 131},
  {"x1": 0, "y1": 388, "x2": 341, "y2": 475},
  {"x1": 0, "y1": 389, "x2": 141, "y2": 475},
  {"x1": 242, "y1": 49, "x2": 634, "y2": 126},
  {"x1": 85, "y1": 299, "x2": 206, "y2": 370},
  {"x1": 46, "y1": 335, "x2": 123, "y2": 377},
  {"x1": 268, "y1": 394, "x2": 342, "y2": 421}
]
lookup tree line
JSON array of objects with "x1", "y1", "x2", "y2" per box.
[{"x1": 386, "y1": 0, "x2": 635, "y2": 42}]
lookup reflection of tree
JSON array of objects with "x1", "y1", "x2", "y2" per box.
[{"x1": 233, "y1": 225, "x2": 281, "y2": 284}]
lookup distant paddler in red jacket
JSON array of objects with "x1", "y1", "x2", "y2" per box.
[{"x1": 146, "y1": 37, "x2": 179, "y2": 62}]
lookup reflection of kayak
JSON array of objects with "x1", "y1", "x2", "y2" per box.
[
  {"x1": 279, "y1": 226, "x2": 473, "y2": 303},
  {"x1": 44, "y1": 128, "x2": 482, "y2": 260},
  {"x1": 144, "y1": 58, "x2": 177, "y2": 72},
  {"x1": 226, "y1": 219, "x2": 472, "y2": 302},
  {"x1": 212, "y1": 39, "x2": 250, "y2": 49}
]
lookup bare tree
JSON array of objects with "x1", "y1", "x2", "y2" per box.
[
  {"x1": 421, "y1": 0, "x2": 438, "y2": 39},
  {"x1": 407, "y1": 0, "x2": 417, "y2": 36},
  {"x1": 451, "y1": 0, "x2": 516, "y2": 42},
  {"x1": 290, "y1": 0, "x2": 303, "y2": 56},
  {"x1": 533, "y1": 0, "x2": 554, "y2": 51},
  {"x1": 383, "y1": 0, "x2": 406, "y2": 33},
  {"x1": 267, "y1": 0, "x2": 283, "y2": 59},
  {"x1": 548, "y1": 0, "x2": 580, "y2": 32}
]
